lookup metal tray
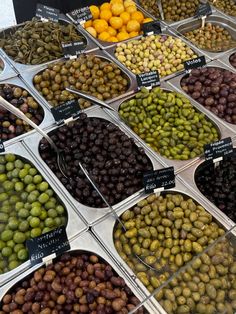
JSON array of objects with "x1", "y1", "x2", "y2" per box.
[
  {"x1": 218, "y1": 48, "x2": 236, "y2": 72},
  {"x1": 172, "y1": 12, "x2": 236, "y2": 60},
  {"x1": 0, "y1": 141, "x2": 87, "y2": 287},
  {"x1": 105, "y1": 27, "x2": 209, "y2": 83},
  {"x1": 19, "y1": 49, "x2": 137, "y2": 122},
  {"x1": 109, "y1": 80, "x2": 234, "y2": 173},
  {"x1": 0, "y1": 76, "x2": 56, "y2": 146},
  {"x1": 0, "y1": 50, "x2": 18, "y2": 81},
  {"x1": 92, "y1": 178, "x2": 234, "y2": 313},
  {"x1": 168, "y1": 60, "x2": 236, "y2": 135},
  {"x1": 70, "y1": 2, "x2": 154, "y2": 50},
  {"x1": 0, "y1": 231, "x2": 156, "y2": 314},
  {"x1": 0, "y1": 14, "x2": 99, "y2": 75},
  {"x1": 177, "y1": 145, "x2": 236, "y2": 226},
  {"x1": 22, "y1": 105, "x2": 164, "y2": 226},
  {"x1": 209, "y1": 2, "x2": 236, "y2": 22}
]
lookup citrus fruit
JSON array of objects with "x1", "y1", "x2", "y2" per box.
[
  {"x1": 124, "y1": 0, "x2": 136, "y2": 8},
  {"x1": 98, "y1": 31, "x2": 110, "y2": 41},
  {"x1": 111, "y1": 3, "x2": 125, "y2": 15},
  {"x1": 143, "y1": 17, "x2": 154, "y2": 23},
  {"x1": 90, "y1": 5, "x2": 100, "y2": 19},
  {"x1": 84, "y1": 20, "x2": 92, "y2": 28},
  {"x1": 100, "y1": 2, "x2": 111, "y2": 10},
  {"x1": 126, "y1": 19, "x2": 140, "y2": 32},
  {"x1": 109, "y1": 36, "x2": 119, "y2": 42},
  {"x1": 100, "y1": 9, "x2": 112, "y2": 21},
  {"x1": 117, "y1": 31, "x2": 130, "y2": 41},
  {"x1": 109, "y1": 16, "x2": 123, "y2": 29},
  {"x1": 94, "y1": 19, "x2": 109, "y2": 33},
  {"x1": 110, "y1": 0, "x2": 123, "y2": 4},
  {"x1": 86, "y1": 26, "x2": 97, "y2": 38},
  {"x1": 131, "y1": 11, "x2": 144, "y2": 23},
  {"x1": 129, "y1": 31, "x2": 139, "y2": 37},
  {"x1": 120, "y1": 12, "x2": 130, "y2": 24},
  {"x1": 107, "y1": 26, "x2": 117, "y2": 36},
  {"x1": 125, "y1": 5, "x2": 137, "y2": 14}
]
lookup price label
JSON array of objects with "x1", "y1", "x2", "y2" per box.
[
  {"x1": 36, "y1": 3, "x2": 60, "y2": 22},
  {"x1": 142, "y1": 20, "x2": 162, "y2": 36},
  {"x1": 0, "y1": 140, "x2": 5, "y2": 153},
  {"x1": 143, "y1": 167, "x2": 175, "y2": 194},
  {"x1": 136, "y1": 71, "x2": 160, "y2": 89},
  {"x1": 51, "y1": 99, "x2": 81, "y2": 124},
  {"x1": 67, "y1": 7, "x2": 92, "y2": 24},
  {"x1": 196, "y1": 2, "x2": 212, "y2": 17},
  {"x1": 184, "y1": 56, "x2": 206, "y2": 72},
  {"x1": 62, "y1": 41, "x2": 86, "y2": 59},
  {"x1": 26, "y1": 226, "x2": 70, "y2": 266},
  {"x1": 204, "y1": 137, "x2": 234, "y2": 162}
]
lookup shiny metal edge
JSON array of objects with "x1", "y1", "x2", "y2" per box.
[
  {"x1": 22, "y1": 105, "x2": 164, "y2": 227},
  {"x1": 0, "y1": 231, "x2": 157, "y2": 314},
  {"x1": 19, "y1": 49, "x2": 137, "y2": 121},
  {"x1": 109, "y1": 80, "x2": 234, "y2": 174},
  {"x1": 0, "y1": 141, "x2": 87, "y2": 288},
  {"x1": 92, "y1": 178, "x2": 234, "y2": 313},
  {"x1": 0, "y1": 76, "x2": 56, "y2": 146},
  {"x1": 218, "y1": 49, "x2": 236, "y2": 73},
  {"x1": 167, "y1": 59, "x2": 236, "y2": 135},
  {"x1": 104, "y1": 28, "x2": 210, "y2": 84},
  {"x1": 177, "y1": 145, "x2": 236, "y2": 227},
  {"x1": 171, "y1": 12, "x2": 236, "y2": 60},
  {"x1": 0, "y1": 50, "x2": 18, "y2": 82},
  {"x1": 0, "y1": 15, "x2": 99, "y2": 75},
  {"x1": 72, "y1": 3, "x2": 154, "y2": 50}
]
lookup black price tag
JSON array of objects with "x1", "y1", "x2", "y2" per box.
[
  {"x1": 26, "y1": 226, "x2": 70, "y2": 266},
  {"x1": 62, "y1": 41, "x2": 86, "y2": 59},
  {"x1": 136, "y1": 71, "x2": 160, "y2": 89},
  {"x1": 0, "y1": 140, "x2": 5, "y2": 153},
  {"x1": 51, "y1": 99, "x2": 81, "y2": 124},
  {"x1": 204, "y1": 137, "x2": 234, "y2": 162},
  {"x1": 142, "y1": 20, "x2": 162, "y2": 36},
  {"x1": 143, "y1": 167, "x2": 175, "y2": 194},
  {"x1": 66, "y1": 7, "x2": 92, "y2": 24},
  {"x1": 36, "y1": 3, "x2": 60, "y2": 22},
  {"x1": 196, "y1": 2, "x2": 212, "y2": 17},
  {"x1": 184, "y1": 56, "x2": 206, "y2": 72}
]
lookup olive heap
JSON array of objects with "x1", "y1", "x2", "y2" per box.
[
  {"x1": 138, "y1": 0, "x2": 160, "y2": 18},
  {"x1": 209, "y1": 0, "x2": 236, "y2": 17},
  {"x1": 114, "y1": 193, "x2": 225, "y2": 294},
  {"x1": 162, "y1": 0, "x2": 200, "y2": 22},
  {"x1": 33, "y1": 55, "x2": 129, "y2": 108},
  {"x1": 115, "y1": 34, "x2": 197, "y2": 77},
  {"x1": 158, "y1": 238, "x2": 236, "y2": 313},
  {"x1": 181, "y1": 67, "x2": 236, "y2": 125},
  {"x1": 119, "y1": 87, "x2": 219, "y2": 160},
  {"x1": 183, "y1": 23, "x2": 236, "y2": 52},
  {"x1": 0, "y1": 154, "x2": 67, "y2": 274},
  {"x1": 195, "y1": 152, "x2": 236, "y2": 222},
  {"x1": 0, "y1": 252, "x2": 147, "y2": 314},
  {"x1": 0, "y1": 18, "x2": 85, "y2": 65},
  {"x1": 0, "y1": 84, "x2": 44, "y2": 141},
  {"x1": 39, "y1": 113, "x2": 153, "y2": 208},
  {"x1": 229, "y1": 51, "x2": 236, "y2": 68}
]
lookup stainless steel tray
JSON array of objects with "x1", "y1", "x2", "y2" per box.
[
  {"x1": 168, "y1": 59, "x2": 236, "y2": 135},
  {"x1": 218, "y1": 48, "x2": 236, "y2": 72},
  {"x1": 19, "y1": 49, "x2": 137, "y2": 122},
  {"x1": 92, "y1": 178, "x2": 234, "y2": 313},
  {"x1": 172, "y1": 12, "x2": 236, "y2": 60},
  {"x1": 0, "y1": 231, "x2": 156, "y2": 314},
  {"x1": 0, "y1": 14, "x2": 99, "y2": 75},
  {"x1": 0, "y1": 76, "x2": 56, "y2": 146},
  {"x1": 105, "y1": 27, "x2": 209, "y2": 83},
  {"x1": 0, "y1": 141, "x2": 87, "y2": 287},
  {"x1": 109, "y1": 80, "x2": 234, "y2": 173},
  {"x1": 22, "y1": 105, "x2": 164, "y2": 226},
  {"x1": 72, "y1": 3, "x2": 154, "y2": 50},
  {"x1": 0, "y1": 49, "x2": 18, "y2": 81}
]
